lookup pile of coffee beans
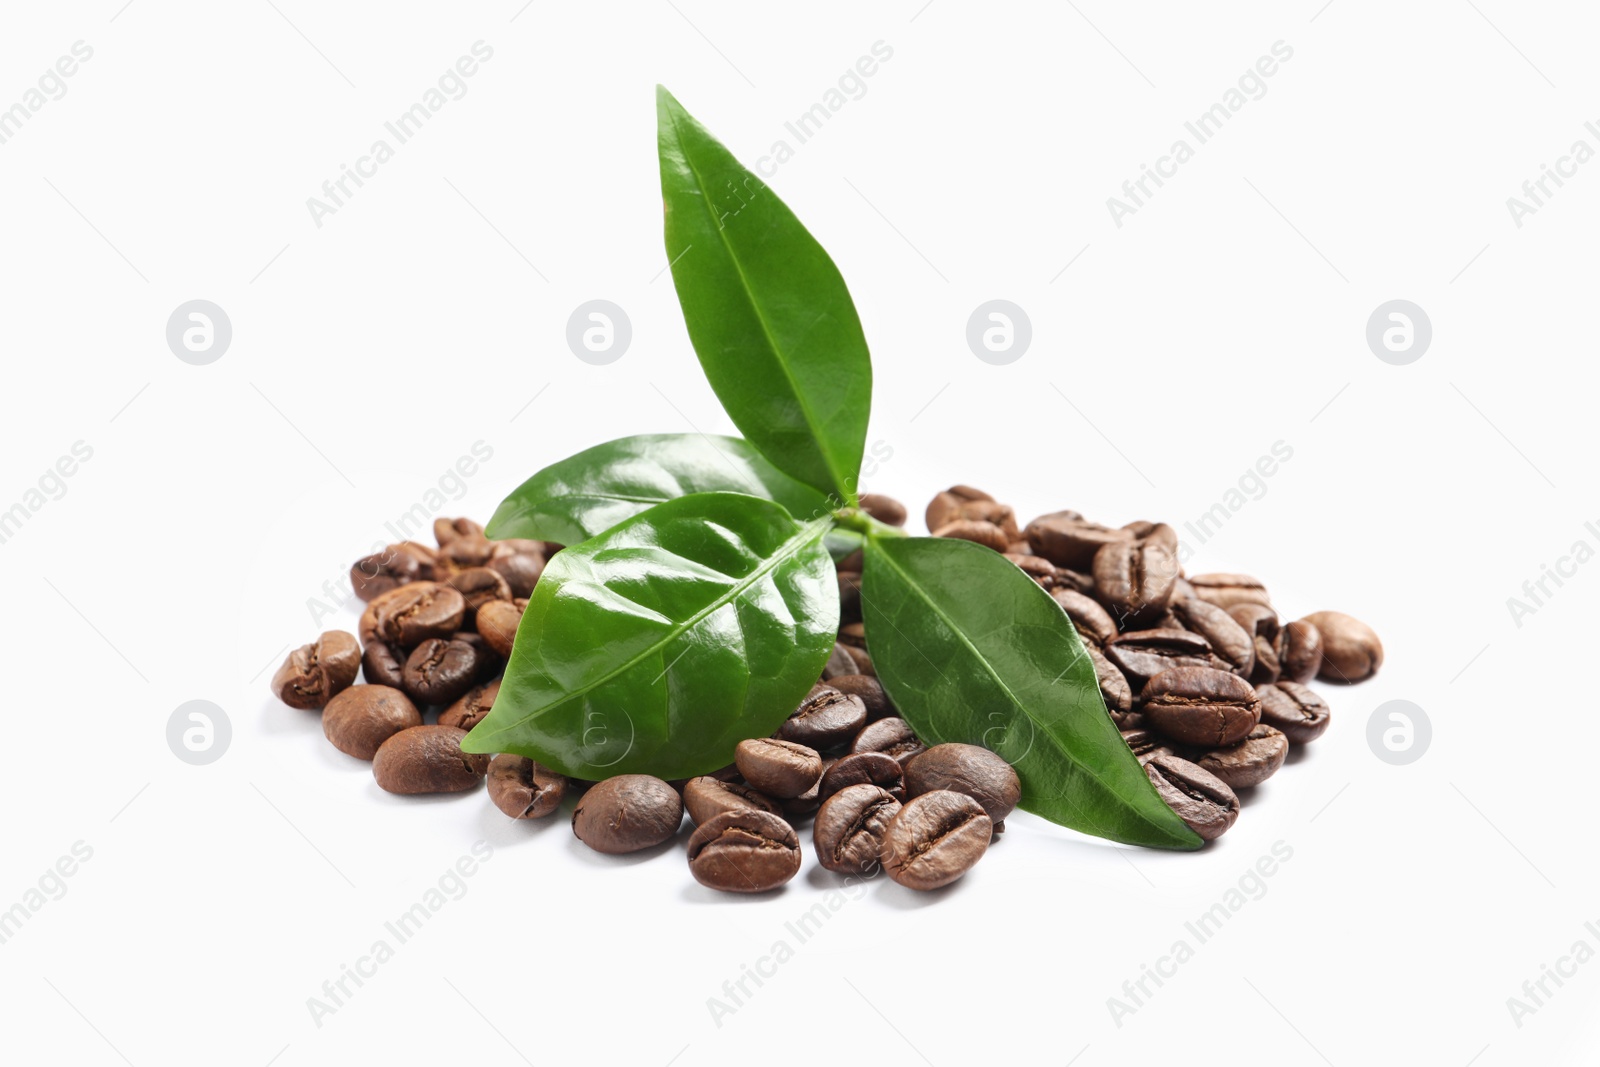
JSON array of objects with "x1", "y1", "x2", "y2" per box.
[{"x1": 270, "y1": 490, "x2": 1382, "y2": 893}]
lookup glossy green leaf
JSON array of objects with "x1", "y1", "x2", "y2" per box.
[
  {"x1": 461, "y1": 493, "x2": 838, "y2": 780},
  {"x1": 860, "y1": 536, "x2": 1203, "y2": 850},
  {"x1": 485, "y1": 433, "x2": 831, "y2": 545},
  {"x1": 657, "y1": 86, "x2": 872, "y2": 504}
]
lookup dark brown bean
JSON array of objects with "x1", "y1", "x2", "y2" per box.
[
  {"x1": 1006, "y1": 553, "x2": 1060, "y2": 589},
  {"x1": 1256, "y1": 681, "x2": 1332, "y2": 743},
  {"x1": 1276, "y1": 619, "x2": 1324, "y2": 685},
  {"x1": 350, "y1": 542, "x2": 435, "y2": 602},
  {"x1": 324, "y1": 684, "x2": 422, "y2": 760},
  {"x1": 487, "y1": 541, "x2": 544, "y2": 598},
  {"x1": 487, "y1": 755, "x2": 566, "y2": 818},
  {"x1": 779, "y1": 687, "x2": 868, "y2": 750},
  {"x1": 1092, "y1": 539, "x2": 1178, "y2": 629},
  {"x1": 903, "y1": 743, "x2": 1021, "y2": 826},
  {"x1": 924, "y1": 485, "x2": 998, "y2": 533},
  {"x1": 813, "y1": 784, "x2": 901, "y2": 875},
  {"x1": 372, "y1": 725, "x2": 487, "y2": 793},
  {"x1": 1120, "y1": 728, "x2": 1173, "y2": 765},
  {"x1": 1189, "y1": 723, "x2": 1289, "y2": 789},
  {"x1": 1300, "y1": 611, "x2": 1383, "y2": 683},
  {"x1": 1105, "y1": 629, "x2": 1225, "y2": 687},
  {"x1": 401, "y1": 637, "x2": 482, "y2": 706},
  {"x1": 571, "y1": 775, "x2": 683, "y2": 853},
  {"x1": 438, "y1": 679, "x2": 499, "y2": 730},
  {"x1": 271, "y1": 630, "x2": 361, "y2": 710},
  {"x1": 1085, "y1": 641, "x2": 1134, "y2": 719},
  {"x1": 837, "y1": 571, "x2": 862, "y2": 623},
  {"x1": 1169, "y1": 597, "x2": 1255, "y2": 677},
  {"x1": 1188, "y1": 573, "x2": 1271, "y2": 610},
  {"x1": 1144, "y1": 754, "x2": 1239, "y2": 841},
  {"x1": 828, "y1": 674, "x2": 895, "y2": 720},
  {"x1": 850, "y1": 717, "x2": 926, "y2": 766},
  {"x1": 444, "y1": 566, "x2": 511, "y2": 626},
  {"x1": 359, "y1": 581, "x2": 465, "y2": 648},
  {"x1": 931, "y1": 518, "x2": 1010, "y2": 552},
  {"x1": 682, "y1": 776, "x2": 780, "y2": 825},
  {"x1": 734, "y1": 738, "x2": 823, "y2": 799},
  {"x1": 687, "y1": 809, "x2": 802, "y2": 892},
  {"x1": 859, "y1": 493, "x2": 907, "y2": 527},
  {"x1": 475, "y1": 598, "x2": 524, "y2": 658},
  {"x1": 1024, "y1": 511, "x2": 1133, "y2": 570},
  {"x1": 821, "y1": 642, "x2": 859, "y2": 680},
  {"x1": 434, "y1": 517, "x2": 485, "y2": 546},
  {"x1": 1051, "y1": 588, "x2": 1118, "y2": 647},
  {"x1": 819, "y1": 752, "x2": 905, "y2": 803},
  {"x1": 1141, "y1": 667, "x2": 1261, "y2": 747},
  {"x1": 882, "y1": 791, "x2": 992, "y2": 890}
]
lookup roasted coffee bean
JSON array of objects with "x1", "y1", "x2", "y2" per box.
[
  {"x1": 1145, "y1": 610, "x2": 1184, "y2": 632},
  {"x1": 837, "y1": 570, "x2": 863, "y2": 623},
  {"x1": 814, "y1": 784, "x2": 901, "y2": 875},
  {"x1": 1105, "y1": 629, "x2": 1224, "y2": 687},
  {"x1": 1085, "y1": 642, "x2": 1134, "y2": 719},
  {"x1": 780, "y1": 687, "x2": 868, "y2": 750},
  {"x1": 1300, "y1": 611, "x2": 1382, "y2": 683},
  {"x1": 572, "y1": 775, "x2": 683, "y2": 853},
  {"x1": 435, "y1": 534, "x2": 495, "y2": 578},
  {"x1": 1171, "y1": 576, "x2": 1199, "y2": 602},
  {"x1": 828, "y1": 674, "x2": 895, "y2": 720},
  {"x1": 821, "y1": 642, "x2": 859, "y2": 680},
  {"x1": 1249, "y1": 634, "x2": 1281, "y2": 686},
  {"x1": 1051, "y1": 588, "x2": 1117, "y2": 647},
  {"x1": 1006, "y1": 540, "x2": 1034, "y2": 555},
  {"x1": 819, "y1": 752, "x2": 905, "y2": 803},
  {"x1": 687, "y1": 809, "x2": 801, "y2": 892},
  {"x1": 350, "y1": 542, "x2": 436, "y2": 602},
  {"x1": 837, "y1": 548, "x2": 865, "y2": 572},
  {"x1": 487, "y1": 755, "x2": 566, "y2": 819},
  {"x1": 361, "y1": 641, "x2": 407, "y2": 688},
  {"x1": 859, "y1": 493, "x2": 907, "y2": 527},
  {"x1": 373, "y1": 725, "x2": 487, "y2": 793},
  {"x1": 487, "y1": 541, "x2": 544, "y2": 598},
  {"x1": 1170, "y1": 597, "x2": 1255, "y2": 677},
  {"x1": 445, "y1": 566, "x2": 511, "y2": 626},
  {"x1": 1144, "y1": 754, "x2": 1239, "y2": 841},
  {"x1": 434, "y1": 517, "x2": 485, "y2": 546},
  {"x1": 932, "y1": 518, "x2": 1010, "y2": 552},
  {"x1": 1093, "y1": 539, "x2": 1178, "y2": 628},
  {"x1": 438, "y1": 679, "x2": 499, "y2": 730},
  {"x1": 323, "y1": 684, "x2": 423, "y2": 759},
  {"x1": 851, "y1": 717, "x2": 927, "y2": 766},
  {"x1": 925, "y1": 485, "x2": 998, "y2": 532},
  {"x1": 1141, "y1": 667, "x2": 1261, "y2": 747},
  {"x1": 401, "y1": 637, "x2": 482, "y2": 706},
  {"x1": 1228, "y1": 602, "x2": 1279, "y2": 640},
  {"x1": 1120, "y1": 728, "x2": 1173, "y2": 765},
  {"x1": 1054, "y1": 568, "x2": 1096, "y2": 596},
  {"x1": 451, "y1": 630, "x2": 502, "y2": 681},
  {"x1": 1006, "y1": 553, "x2": 1060, "y2": 589},
  {"x1": 360, "y1": 582, "x2": 466, "y2": 648},
  {"x1": 837, "y1": 622, "x2": 868, "y2": 649},
  {"x1": 683, "y1": 776, "x2": 780, "y2": 825},
  {"x1": 1189, "y1": 723, "x2": 1289, "y2": 789},
  {"x1": 845, "y1": 646, "x2": 875, "y2": 677},
  {"x1": 1256, "y1": 681, "x2": 1332, "y2": 743},
  {"x1": 882, "y1": 790, "x2": 992, "y2": 890},
  {"x1": 271, "y1": 630, "x2": 361, "y2": 710},
  {"x1": 904, "y1": 743, "x2": 1021, "y2": 826},
  {"x1": 1188, "y1": 573, "x2": 1271, "y2": 610},
  {"x1": 781, "y1": 771, "x2": 825, "y2": 818},
  {"x1": 735, "y1": 738, "x2": 824, "y2": 799},
  {"x1": 475, "y1": 598, "x2": 524, "y2": 658},
  {"x1": 1275, "y1": 619, "x2": 1324, "y2": 685},
  {"x1": 1123, "y1": 520, "x2": 1179, "y2": 553},
  {"x1": 1025, "y1": 511, "x2": 1133, "y2": 570}
]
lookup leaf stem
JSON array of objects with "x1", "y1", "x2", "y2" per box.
[{"x1": 832, "y1": 507, "x2": 909, "y2": 540}]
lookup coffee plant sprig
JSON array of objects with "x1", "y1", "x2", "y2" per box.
[{"x1": 460, "y1": 88, "x2": 1202, "y2": 850}]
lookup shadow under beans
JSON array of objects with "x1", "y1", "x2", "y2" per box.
[
  {"x1": 563, "y1": 824, "x2": 685, "y2": 868},
  {"x1": 1284, "y1": 744, "x2": 1315, "y2": 766},
  {"x1": 679, "y1": 878, "x2": 794, "y2": 904},
  {"x1": 363, "y1": 779, "x2": 489, "y2": 808}
]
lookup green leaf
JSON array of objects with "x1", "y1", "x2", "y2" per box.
[
  {"x1": 657, "y1": 86, "x2": 872, "y2": 504},
  {"x1": 860, "y1": 536, "x2": 1203, "y2": 850},
  {"x1": 485, "y1": 433, "x2": 831, "y2": 545},
  {"x1": 461, "y1": 493, "x2": 838, "y2": 780}
]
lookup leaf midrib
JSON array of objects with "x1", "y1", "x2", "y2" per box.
[
  {"x1": 665, "y1": 105, "x2": 846, "y2": 500},
  {"x1": 868, "y1": 541, "x2": 1192, "y2": 843},
  {"x1": 479, "y1": 513, "x2": 831, "y2": 742}
]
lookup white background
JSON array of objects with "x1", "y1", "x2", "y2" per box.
[{"x1": 2, "y1": 1, "x2": 1596, "y2": 1063}]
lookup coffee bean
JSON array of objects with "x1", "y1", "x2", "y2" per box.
[
  {"x1": 434, "y1": 517, "x2": 485, "y2": 546},
  {"x1": 1171, "y1": 576, "x2": 1198, "y2": 602},
  {"x1": 1093, "y1": 539, "x2": 1178, "y2": 628},
  {"x1": 1189, "y1": 723, "x2": 1289, "y2": 789},
  {"x1": 445, "y1": 566, "x2": 511, "y2": 626},
  {"x1": 451, "y1": 630, "x2": 502, "y2": 682},
  {"x1": 859, "y1": 493, "x2": 907, "y2": 527},
  {"x1": 904, "y1": 743, "x2": 1021, "y2": 826},
  {"x1": 350, "y1": 542, "x2": 436, "y2": 602},
  {"x1": 1122, "y1": 520, "x2": 1179, "y2": 553},
  {"x1": 845, "y1": 646, "x2": 875, "y2": 677},
  {"x1": 272, "y1": 630, "x2": 361, "y2": 710},
  {"x1": 1143, "y1": 754, "x2": 1239, "y2": 841},
  {"x1": 683, "y1": 776, "x2": 780, "y2": 825},
  {"x1": 781, "y1": 771, "x2": 825, "y2": 818},
  {"x1": 1228, "y1": 603, "x2": 1279, "y2": 640},
  {"x1": 828, "y1": 674, "x2": 895, "y2": 720},
  {"x1": 1025, "y1": 511, "x2": 1133, "y2": 570},
  {"x1": 1188, "y1": 573, "x2": 1271, "y2": 610},
  {"x1": 373, "y1": 725, "x2": 487, "y2": 793},
  {"x1": 360, "y1": 581, "x2": 466, "y2": 648},
  {"x1": 851, "y1": 717, "x2": 927, "y2": 766},
  {"x1": 1256, "y1": 681, "x2": 1332, "y2": 743},
  {"x1": 814, "y1": 784, "x2": 902, "y2": 875},
  {"x1": 1105, "y1": 629, "x2": 1225, "y2": 687},
  {"x1": 687, "y1": 808, "x2": 802, "y2": 892},
  {"x1": 324, "y1": 684, "x2": 423, "y2": 759},
  {"x1": 361, "y1": 641, "x2": 407, "y2": 688},
  {"x1": 925, "y1": 485, "x2": 998, "y2": 532},
  {"x1": 779, "y1": 687, "x2": 868, "y2": 750},
  {"x1": 1006, "y1": 553, "x2": 1060, "y2": 589},
  {"x1": 487, "y1": 754, "x2": 566, "y2": 819},
  {"x1": 932, "y1": 518, "x2": 1010, "y2": 552},
  {"x1": 735, "y1": 738, "x2": 823, "y2": 799},
  {"x1": 1169, "y1": 597, "x2": 1255, "y2": 677},
  {"x1": 1299, "y1": 611, "x2": 1382, "y2": 683},
  {"x1": 1249, "y1": 634, "x2": 1281, "y2": 685},
  {"x1": 821, "y1": 642, "x2": 859, "y2": 680},
  {"x1": 487, "y1": 541, "x2": 544, "y2": 598},
  {"x1": 837, "y1": 621, "x2": 868, "y2": 650},
  {"x1": 475, "y1": 598, "x2": 524, "y2": 658},
  {"x1": 1141, "y1": 667, "x2": 1261, "y2": 747},
  {"x1": 1054, "y1": 568, "x2": 1096, "y2": 596},
  {"x1": 837, "y1": 570, "x2": 862, "y2": 623},
  {"x1": 1275, "y1": 619, "x2": 1323, "y2": 685},
  {"x1": 438, "y1": 679, "x2": 499, "y2": 730},
  {"x1": 1051, "y1": 588, "x2": 1117, "y2": 647},
  {"x1": 1074, "y1": 641, "x2": 1131, "y2": 720},
  {"x1": 401, "y1": 637, "x2": 482, "y2": 706},
  {"x1": 1120, "y1": 728, "x2": 1172, "y2": 765},
  {"x1": 572, "y1": 775, "x2": 683, "y2": 853},
  {"x1": 881, "y1": 790, "x2": 992, "y2": 890},
  {"x1": 819, "y1": 752, "x2": 905, "y2": 803}
]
